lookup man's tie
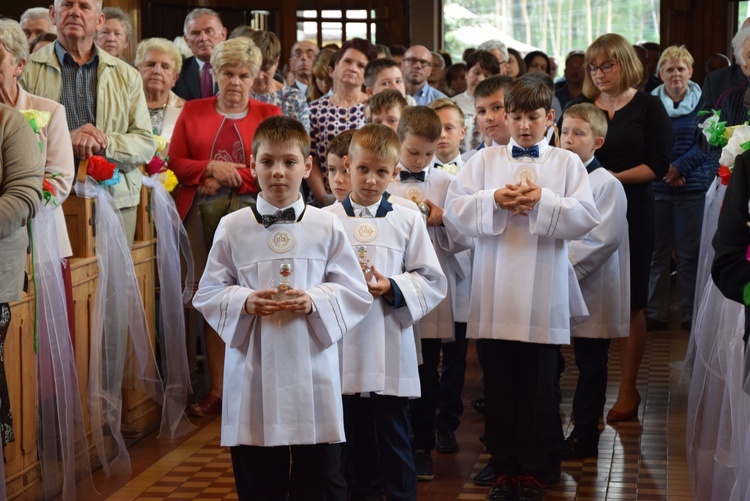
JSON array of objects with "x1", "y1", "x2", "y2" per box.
[
  {"x1": 262, "y1": 208, "x2": 296, "y2": 228},
  {"x1": 200, "y1": 63, "x2": 213, "y2": 98},
  {"x1": 400, "y1": 170, "x2": 426, "y2": 182},
  {"x1": 511, "y1": 145, "x2": 540, "y2": 158}
]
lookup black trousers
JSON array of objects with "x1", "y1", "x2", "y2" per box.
[
  {"x1": 570, "y1": 337, "x2": 611, "y2": 445},
  {"x1": 411, "y1": 338, "x2": 442, "y2": 451},
  {"x1": 230, "y1": 443, "x2": 347, "y2": 501},
  {"x1": 480, "y1": 339, "x2": 563, "y2": 485}
]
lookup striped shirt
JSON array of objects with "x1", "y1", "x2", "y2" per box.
[{"x1": 55, "y1": 41, "x2": 98, "y2": 132}]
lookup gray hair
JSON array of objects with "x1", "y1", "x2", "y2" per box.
[
  {"x1": 54, "y1": 0, "x2": 102, "y2": 10},
  {"x1": 477, "y1": 40, "x2": 508, "y2": 61},
  {"x1": 430, "y1": 51, "x2": 445, "y2": 69},
  {"x1": 0, "y1": 19, "x2": 30, "y2": 64},
  {"x1": 102, "y1": 7, "x2": 132, "y2": 38},
  {"x1": 210, "y1": 37, "x2": 262, "y2": 76},
  {"x1": 732, "y1": 26, "x2": 750, "y2": 65},
  {"x1": 135, "y1": 38, "x2": 183, "y2": 75},
  {"x1": 20, "y1": 7, "x2": 56, "y2": 34},
  {"x1": 183, "y1": 8, "x2": 223, "y2": 35}
]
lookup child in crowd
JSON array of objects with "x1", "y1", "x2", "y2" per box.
[
  {"x1": 462, "y1": 75, "x2": 514, "y2": 162},
  {"x1": 364, "y1": 57, "x2": 417, "y2": 105},
  {"x1": 364, "y1": 89, "x2": 408, "y2": 133},
  {"x1": 428, "y1": 98, "x2": 467, "y2": 170},
  {"x1": 388, "y1": 106, "x2": 458, "y2": 480},
  {"x1": 193, "y1": 116, "x2": 372, "y2": 501},
  {"x1": 327, "y1": 130, "x2": 355, "y2": 203},
  {"x1": 325, "y1": 124, "x2": 447, "y2": 501},
  {"x1": 561, "y1": 103, "x2": 630, "y2": 459},
  {"x1": 444, "y1": 74, "x2": 600, "y2": 501}
]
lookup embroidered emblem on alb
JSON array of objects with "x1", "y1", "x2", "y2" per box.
[
  {"x1": 268, "y1": 227, "x2": 295, "y2": 253},
  {"x1": 406, "y1": 186, "x2": 424, "y2": 203},
  {"x1": 353, "y1": 221, "x2": 378, "y2": 243},
  {"x1": 514, "y1": 166, "x2": 537, "y2": 185}
]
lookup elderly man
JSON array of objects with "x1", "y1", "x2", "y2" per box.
[
  {"x1": 20, "y1": 7, "x2": 56, "y2": 43},
  {"x1": 477, "y1": 40, "x2": 509, "y2": 76},
  {"x1": 288, "y1": 40, "x2": 319, "y2": 96},
  {"x1": 21, "y1": 0, "x2": 155, "y2": 246},
  {"x1": 402, "y1": 45, "x2": 447, "y2": 105},
  {"x1": 173, "y1": 8, "x2": 227, "y2": 101}
]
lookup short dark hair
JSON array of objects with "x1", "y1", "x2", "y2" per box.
[
  {"x1": 389, "y1": 45, "x2": 407, "y2": 57},
  {"x1": 445, "y1": 63, "x2": 467, "y2": 87},
  {"x1": 523, "y1": 50, "x2": 551, "y2": 75},
  {"x1": 366, "y1": 89, "x2": 408, "y2": 115},
  {"x1": 365, "y1": 58, "x2": 401, "y2": 89},
  {"x1": 252, "y1": 116, "x2": 310, "y2": 158},
  {"x1": 338, "y1": 38, "x2": 378, "y2": 65},
  {"x1": 465, "y1": 50, "x2": 500, "y2": 76},
  {"x1": 504, "y1": 73, "x2": 554, "y2": 113},
  {"x1": 327, "y1": 130, "x2": 355, "y2": 158},
  {"x1": 473, "y1": 75, "x2": 513, "y2": 100},
  {"x1": 397, "y1": 106, "x2": 442, "y2": 143}
]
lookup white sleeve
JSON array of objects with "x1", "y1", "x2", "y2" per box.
[{"x1": 568, "y1": 176, "x2": 629, "y2": 281}]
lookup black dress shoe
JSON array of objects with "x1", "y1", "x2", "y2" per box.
[
  {"x1": 413, "y1": 449, "x2": 434, "y2": 481},
  {"x1": 471, "y1": 397, "x2": 486, "y2": 415},
  {"x1": 473, "y1": 463, "x2": 499, "y2": 486},
  {"x1": 488, "y1": 474, "x2": 516, "y2": 501},
  {"x1": 516, "y1": 474, "x2": 545, "y2": 501},
  {"x1": 436, "y1": 429, "x2": 459, "y2": 453},
  {"x1": 562, "y1": 435, "x2": 598, "y2": 460}
]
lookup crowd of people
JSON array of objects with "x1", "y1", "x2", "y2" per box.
[{"x1": 1, "y1": 1, "x2": 748, "y2": 500}]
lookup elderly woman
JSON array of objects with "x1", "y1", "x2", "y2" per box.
[
  {"x1": 0, "y1": 103, "x2": 44, "y2": 446},
  {"x1": 577, "y1": 33, "x2": 671, "y2": 422},
  {"x1": 0, "y1": 20, "x2": 74, "y2": 259},
  {"x1": 169, "y1": 37, "x2": 280, "y2": 417},
  {"x1": 244, "y1": 30, "x2": 310, "y2": 131},
  {"x1": 646, "y1": 46, "x2": 708, "y2": 332},
  {"x1": 134, "y1": 38, "x2": 185, "y2": 156},
  {"x1": 95, "y1": 7, "x2": 131, "y2": 61},
  {"x1": 308, "y1": 38, "x2": 377, "y2": 206}
]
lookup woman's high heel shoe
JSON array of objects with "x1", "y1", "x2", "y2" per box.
[{"x1": 606, "y1": 394, "x2": 641, "y2": 423}]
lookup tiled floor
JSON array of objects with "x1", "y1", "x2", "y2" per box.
[{"x1": 86, "y1": 325, "x2": 690, "y2": 500}]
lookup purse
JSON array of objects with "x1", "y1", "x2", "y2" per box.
[{"x1": 198, "y1": 191, "x2": 254, "y2": 246}]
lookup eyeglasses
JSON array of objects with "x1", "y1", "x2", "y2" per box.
[
  {"x1": 587, "y1": 62, "x2": 617, "y2": 75},
  {"x1": 404, "y1": 57, "x2": 432, "y2": 67}
]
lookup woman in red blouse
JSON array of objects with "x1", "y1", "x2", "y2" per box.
[{"x1": 169, "y1": 36, "x2": 280, "y2": 417}]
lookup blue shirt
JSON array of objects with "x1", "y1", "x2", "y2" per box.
[
  {"x1": 55, "y1": 41, "x2": 98, "y2": 132},
  {"x1": 411, "y1": 84, "x2": 447, "y2": 106}
]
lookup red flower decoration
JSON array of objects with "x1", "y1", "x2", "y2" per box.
[
  {"x1": 87, "y1": 155, "x2": 117, "y2": 182},
  {"x1": 42, "y1": 178, "x2": 56, "y2": 196},
  {"x1": 146, "y1": 155, "x2": 166, "y2": 175},
  {"x1": 718, "y1": 165, "x2": 732, "y2": 186}
]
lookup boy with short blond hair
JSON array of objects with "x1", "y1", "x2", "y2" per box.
[
  {"x1": 428, "y1": 98, "x2": 466, "y2": 169},
  {"x1": 561, "y1": 103, "x2": 630, "y2": 460},
  {"x1": 364, "y1": 89, "x2": 409, "y2": 133},
  {"x1": 194, "y1": 116, "x2": 372, "y2": 501},
  {"x1": 325, "y1": 124, "x2": 447, "y2": 500},
  {"x1": 388, "y1": 106, "x2": 461, "y2": 479},
  {"x1": 326, "y1": 130, "x2": 355, "y2": 203},
  {"x1": 445, "y1": 74, "x2": 600, "y2": 500}
]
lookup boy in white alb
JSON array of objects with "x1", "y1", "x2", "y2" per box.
[
  {"x1": 444, "y1": 74, "x2": 600, "y2": 500},
  {"x1": 387, "y1": 106, "x2": 457, "y2": 479},
  {"x1": 560, "y1": 103, "x2": 630, "y2": 460},
  {"x1": 325, "y1": 124, "x2": 447, "y2": 501},
  {"x1": 193, "y1": 116, "x2": 372, "y2": 501}
]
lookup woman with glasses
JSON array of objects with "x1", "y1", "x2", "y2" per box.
[{"x1": 576, "y1": 33, "x2": 671, "y2": 425}]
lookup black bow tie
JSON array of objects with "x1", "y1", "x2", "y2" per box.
[
  {"x1": 262, "y1": 207, "x2": 296, "y2": 228},
  {"x1": 400, "y1": 170, "x2": 425, "y2": 182},
  {"x1": 511, "y1": 145, "x2": 540, "y2": 158}
]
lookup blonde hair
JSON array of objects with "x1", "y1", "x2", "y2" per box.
[
  {"x1": 583, "y1": 33, "x2": 644, "y2": 99},
  {"x1": 428, "y1": 97, "x2": 465, "y2": 122},
  {"x1": 211, "y1": 37, "x2": 262, "y2": 75},
  {"x1": 562, "y1": 103, "x2": 608, "y2": 139},
  {"x1": 252, "y1": 116, "x2": 310, "y2": 158},
  {"x1": 349, "y1": 124, "x2": 401, "y2": 167},
  {"x1": 396, "y1": 106, "x2": 442, "y2": 143},
  {"x1": 657, "y1": 45, "x2": 694, "y2": 72},
  {"x1": 0, "y1": 19, "x2": 29, "y2": 64},
  {"x1": 135, "y1": 38, "x2": 183, "y2": 75}
]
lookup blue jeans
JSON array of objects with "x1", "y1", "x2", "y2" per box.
[{"x1": 647, "y1": 191, "x2": 705, "y2": 323}]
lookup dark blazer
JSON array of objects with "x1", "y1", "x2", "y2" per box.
[
  {"x1": 700, "y1": 65, "x2": 746, "y2": 112},
  {"x1": 712, "y1": 149, "x2": 750, "y2": 340},
  {"x1": 173, "y1": 56, "x2": 201, "y2": 101}
]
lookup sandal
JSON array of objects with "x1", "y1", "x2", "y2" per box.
[{"x1": 190, "y1": 393, "x2": 222, "y2": 417}]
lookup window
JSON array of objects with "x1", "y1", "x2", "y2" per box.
[{"x1": 297, "y1": 9, "x2": 377, "y2": 47}]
